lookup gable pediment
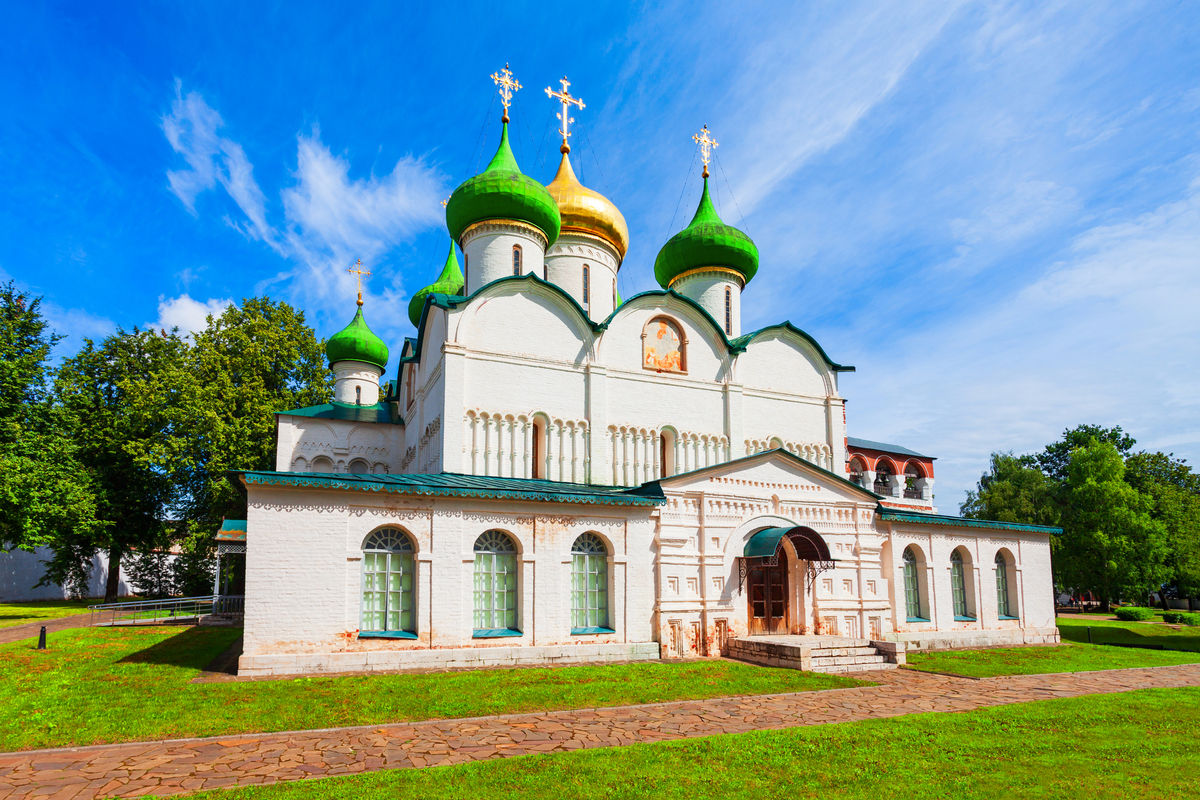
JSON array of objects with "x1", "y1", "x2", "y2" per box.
[{"x1": 657, "y1": 449, "x2": 877, "y2": 505}]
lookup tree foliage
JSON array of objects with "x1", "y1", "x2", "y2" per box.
[
  {"x1": 0, "y1": 282, "x2": 99, "y2": 595},
  {"x1": 960, "y1": 453, "x2": 1059, "y2": 527},
  {"x1": 54, "y1": 328, "x2": 188, "y2": 600}
]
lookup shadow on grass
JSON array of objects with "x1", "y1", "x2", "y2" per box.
[
  {"x1": 1059, "y1": 623, "x2": 1200, "y2": 652},
  {"x1": 117, "y1": 626, "x2": 243, "y2": 670}
]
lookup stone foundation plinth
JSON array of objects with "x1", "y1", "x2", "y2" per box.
[{"x1": 887, "y1": 627, "x2": 1060, "y2": 652}]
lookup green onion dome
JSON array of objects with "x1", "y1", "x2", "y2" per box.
[
  {"x1": 325, "y1": 305, "x2": 389, "y2": 372},
  {"x1": 407, "y1": 241, "x2": 465, "y2": 327},
  {"x1": 653, "y1": 177, "x2": 758, "y2": 289},
  {"x1": 445, "y1": 121, "x2": 561, "y2": 246}
]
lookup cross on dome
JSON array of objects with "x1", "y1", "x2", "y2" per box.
[
  {"x1": 545, "y1": 76, "x2": 585, "y2": 154},
  {"x1": 347, "y1": 258, "x2": 371, "y2": 306},
  {"x1": 693, "y1": 124, "x2": 718, "y2": 178},
  {"x1": 490, "y1": 63, "x2": 522, "y2": 123}
]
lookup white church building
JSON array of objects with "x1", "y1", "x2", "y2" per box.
[{"x1": 233, "y1": 70, "x2": 1059, "y2": 677}]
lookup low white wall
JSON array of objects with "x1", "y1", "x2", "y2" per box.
[{"x1": 0, "y1": 547, "x2": 133, "y2": 602}]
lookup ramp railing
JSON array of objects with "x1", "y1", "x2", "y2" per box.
[{"x1": 88, "y1": 595, "x2": 244, "y2": 627}]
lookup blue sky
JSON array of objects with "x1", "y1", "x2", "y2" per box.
[{"x1": 3, "y1": 1, "x2": 1199, "y2": 508}]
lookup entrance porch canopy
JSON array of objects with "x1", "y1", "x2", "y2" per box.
[{"x1": 744, "y1": 526, "x2": 834, "y2": 562}]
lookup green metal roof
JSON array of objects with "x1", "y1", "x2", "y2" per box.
[
  {"x1": 654, "y1": 177, "x2": 758, "y2": 289},
  {"x1": 237, "y1": 470, "x2": 665, "y2": 507},
  {"x1": 877, "y1": 507, "x2": 1060, "y2": 534},
  {"x1": 730, "y1": 321, "x2": 855, "y2": 372},
  {"x1": 408, "y1": 241, "x2": 465, "y2": 327},
  {"x1": 276, "y1": 402, "x2": 401, "y2": 425},
  {"x1": 445, "y1": 121, "x2": 561, "y2": 246},
  {"x1": 848, "y1": 437, "x2": 933, "y2": 459},
  {"x1": 325, "y1": 306, "x2": 389, "y2": 371},
  {"x1": 216, "y1": 519, "x2": 247, "y2": 542}
]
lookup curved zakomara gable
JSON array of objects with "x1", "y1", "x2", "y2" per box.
[{"x1": 402, "y1": 273, "x2": 849, "y2": 386}]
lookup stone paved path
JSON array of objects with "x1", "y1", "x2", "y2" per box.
[
  {"x1": 2, "y1": 663, "x2": 1198, "y2": 799},
  {"x1": 0, "y1": 614, "x2": 93, "y2": 646}
]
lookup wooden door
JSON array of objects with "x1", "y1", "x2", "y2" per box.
[{"x1": 747, "y1": 562, "x2": 789, "y2": 634}]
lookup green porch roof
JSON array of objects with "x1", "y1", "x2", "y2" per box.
[
  {"x1": 216, "y1": 519, "x2": 247, "y2": 542},
  {"x1": 877, "y1": 507, "x2": 1060, "y2": 534},
  {"x1": 276, "y1": 402, "x2": 402, "y2": 425},
  {"x1": 236, "y1": 471, "x2": 665, "y2": 507}
]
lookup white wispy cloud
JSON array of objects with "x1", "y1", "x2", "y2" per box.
[
  {"x1": 162, "y1": 82, "x2": 276, "y2": 248},
  {"x1": 848, "y1": 170, "x2": 1200, "y2": 508},
  {"x1": 161, "y1": 85, "x2": 446, "y2": 350},
  {"x1": 150, "y1": 294, "x2": 233, "y2": 335}
]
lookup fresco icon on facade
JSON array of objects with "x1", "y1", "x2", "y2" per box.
[{"x1": 643, "y1": 317, "x2": 684, "y2": 372}]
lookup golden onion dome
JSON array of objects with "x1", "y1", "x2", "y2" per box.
[{"x1": 546, "y1": 150, "x2": 629, "y2": 260}]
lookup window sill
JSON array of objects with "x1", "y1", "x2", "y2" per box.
[
  {"x1": 571, "y1": 626, "x2": 616, "y2": 635},
  {"x1": 998, "y1": 615, "x2": 1020, "y2": 620},
  {"x1": 473, "y1": 628, "x2": 522, "y2": 639},
  {"x1": 358, "y1": 630, "x2": 418, "y2": 640},
  {"x1": 954, "y1": 615, "x2": 977, "y2": 622},
  {"x1": 906, "y1": 617, "x2": 930, "y2": 623}
]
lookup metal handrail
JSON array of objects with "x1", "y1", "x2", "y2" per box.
[{"x1": 88, "y1": 595, "x2": 245, "y2": 627}]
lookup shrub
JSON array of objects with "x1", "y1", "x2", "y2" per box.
[
  {"x1": 1114, "y1": 606, "x2": 1156, "y2": 621},
  {"x1": 1163, "y1": 611, "x2": 1200, "y2": 626}
]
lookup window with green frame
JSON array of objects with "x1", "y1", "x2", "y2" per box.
[
  {"x1": 473, "y1": 530, "x2": 519, "y2": 636},
  {"x1": 950, "y1": 549, "x2": 973, "y2": 619},
  {"x1": 360, "y1": 528, "x2": 415, "y2": 636},
  {"x1": 571, "y1": 533, "x2": 610, "y2": 633},
  {"x1": 995, "y1": 551, "x2": 1015, "y2": 618},
  {"x1": 902, "y1": 546, "x2": 924, "y2": 621}
]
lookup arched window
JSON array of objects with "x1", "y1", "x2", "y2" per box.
[
  {"x1": 571, "y1": 533, "x2": 610, "y2": 632},
  {"x1": 348, "y1": 459, "x2": 370, "y2": 475},
  {"x1": 902, "y1": 546, "x2": 925, "y2": 621},
  {"x1": 874, "y1": 462, "x2": 894, "y2": 496},
  {"x1": 642, "y1": 316, "x2": 686, "y2": 373},
  {"x1": 996, "y1": 551, "x2": 1015, "y2": 618},
  {"x1": 355, "y1": 385, "x2": 362, "y2": 406},
  {"x1": 904, "y1": 463, "x2": 923, "y2": 499},
  {"x1": 582, "y1": 264, "x2": 590, "y2": 308},
  {"x1": 361, "y1": 528, "x2": 415, "y2": 635},
  {"x1": 659, "y1": 428, "x2": 676, "y2": 478},
  {"x1": 849, "y1": 458, "x2": 866, "y2": 488},
  {"x1": 531, "y1": 416, "x2": 546, "y2": 479},
  {"x1": 950, "y1": 549, "x2": 974, "y2": 619},
  {"x1": 724, "y1": 285, "x2": 732, "y2": 334},
  {"x1": 473, "y1": 530, "x2": 519, "y2": 635},
  {"x1": 612, "y1": 279, "x2": 617, "y2": 309},
  {"x1": 512, "y1": 245, "x2": 522, "y2": 275}
]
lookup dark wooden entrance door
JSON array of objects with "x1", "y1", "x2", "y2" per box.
[{"x1": 747, "y1": 562, "x2": 788, "y2": 634}]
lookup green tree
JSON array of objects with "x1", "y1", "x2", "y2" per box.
[
  {"x1": 1035, "y1": 424, "x2": 1136, "y2": 483},
  {"x1": 0, "y1": 282, "x2": 99, "y2": 595},
  {"x1": 135, "y1": 298, "x2": 331, "y2": 534},
  {"x1": 960, "y1": 453, "x2": 1060, "y2": 526},
  {"x1": 1058, "y1": 439, "x2": 1169, "y2": 608},
  {"x1": 1125, "y1": 451, "x2": 1200, "y2": 600},
  {"x1": 55, "y1": 328, "x2": 188, "y2": 601}
]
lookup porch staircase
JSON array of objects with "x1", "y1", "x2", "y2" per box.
[{"x1": 724, "y1": 634, "x2": 905, "y2": 674}]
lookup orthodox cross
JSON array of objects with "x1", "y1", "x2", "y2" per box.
[
  {"x1": 347, "y1": 259, "x2": 371, "y2": 306},
  {"x1": 545, "y1": 76, "x2": 585, "y2": 153},
  {"x1": 693, "y1": 124, "x2": 718, "y2": 178},
  {"x1": 490, "y1": 63, "x2": 522, "y2": 123}
]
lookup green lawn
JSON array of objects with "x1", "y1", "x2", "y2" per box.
[
  {"x1": 906, "y1": 616, "x2": 1200, "y2": 677},
  {"x1": 0, "y1": 599, "x2": 95, "y2": 629},
  {"x1": 0, "y1": 626, "x2": 862, "y2": 751},
  {"x1": 186, "y1": 687, "x2": 1200, "y2": 800}
]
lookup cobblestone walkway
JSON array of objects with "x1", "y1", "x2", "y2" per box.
[
  {"x1": 0, "y1": 615, "x2": 93, "y2": 646},
  {"x1": 3, "y1": 663, "x2": 1199, "y2": 799}
]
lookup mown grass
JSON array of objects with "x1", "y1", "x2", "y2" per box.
[
  {"x1": 906, "y1": 616, "x2": 1200, "y2": 677},
  {"x1": 0, "y1": 626, "x2": 861, "y2": 751},
  {"x1": 0, "y1": 599, "x2": 95, "y2": 629},
  {"x1": 187, "y1": 687, "x2": 1200, "y2": 800}
]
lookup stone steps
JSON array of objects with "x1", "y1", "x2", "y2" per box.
[{"x1": 724, "y1": 635, "x2": 904, "y2": 674}]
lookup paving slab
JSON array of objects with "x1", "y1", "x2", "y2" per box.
[{"x1": 0, "y1": 664, "x2": 1198, "y2": 799}]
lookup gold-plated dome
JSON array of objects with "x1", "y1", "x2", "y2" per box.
[{"x1": 546, "y1": 151, "x2": 629, "y2": 260}]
